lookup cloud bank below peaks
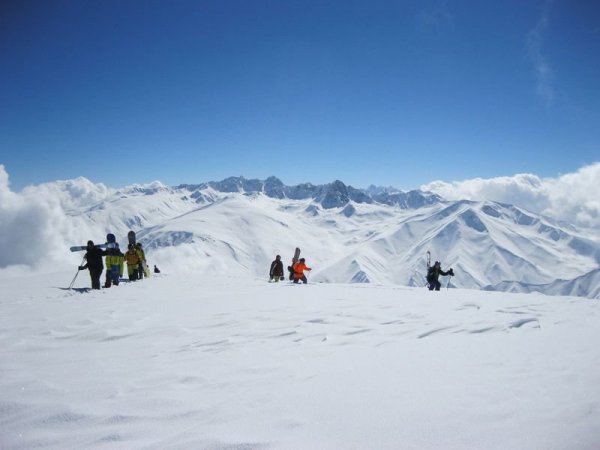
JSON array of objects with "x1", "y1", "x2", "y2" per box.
[
  {"x1": 0, "y1": 165, "x2": 61, "y2": 268},
  {"x1": 422, "y1": 162, "x2": 600, "y2": 228},
  {"x1": 0, "y1": 165, "x2": 113, "y2": 269}
]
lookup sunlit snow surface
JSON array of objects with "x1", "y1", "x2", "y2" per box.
[{"x1": 1, "y1": 270, "x2": 599, "y2": 449}]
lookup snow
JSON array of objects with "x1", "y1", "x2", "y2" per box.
[
  {"x1": 1, "y1": 167, "x2": 599, "y2": 297},
  {"x1": 1, "y1": 269, "x2": 600, "y2": 449},
  {"x1": 1, "y1": 168, "x2": 600, "y2": 447}
]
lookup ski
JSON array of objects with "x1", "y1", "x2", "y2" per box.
[
  {"x1": 70, "y1": 244, "x2": 108, "y2": 252},
  {"x1": 425, "y1": 251, "x2": 432, "y2": 288}
]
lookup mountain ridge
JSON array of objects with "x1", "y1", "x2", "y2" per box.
[
  {"x1": 23, "y1": 174, "x2": 599, "y2": 299},
  {"x1": 176, "y1": 175, "x2": 442, "y2": 209}
]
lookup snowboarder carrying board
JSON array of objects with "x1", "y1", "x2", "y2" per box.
[
  {"x1": 125, "y1": 244, "x2": 141, "y2": 281},
  {"x1": 292, "y1": 258, "x2": 312, "y2": 284},
  {"x1": 104, "y1": 243, "x2": 124, "y2": 288}
]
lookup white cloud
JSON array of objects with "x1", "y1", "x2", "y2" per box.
[
  {"x1": 0, "y1": 165, "x2": 59, "y2": 267},
  {"x1": 422, "y1": 162, "x2": 600, "y2": 227},
  {"x1": 0, "y1": 165, "x2": 112, "y2": 269},
  {"x1": 24, "y1": 176, "x2": 112, "y2": 211}
]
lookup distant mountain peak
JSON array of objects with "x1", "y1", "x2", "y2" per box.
[{"x1": 178, "y1": 176, "x2": 441, "y2": 209}]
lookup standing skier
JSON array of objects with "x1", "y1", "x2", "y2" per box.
[
  {"x1": 292, "y1": 258, "x2": 312, "y2": 284},
  {"x1": 269, "y1": 255, "x2": 284, "y2": 282},
  {"x1": 78, "y1": 241, "x2": 106, "y2": 290},
  {"x1": 426, "y1": 261, "x2": 454, "y2": 291}
]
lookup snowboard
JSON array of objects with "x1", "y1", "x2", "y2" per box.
[
  {"x1": 143, "y1": 260, "x2": 150, "y2": 278},
  {"x1": 70, "y1": 244, "x2": 108, "y2": 252},
  {"x1": 127, "y1": 230, "x2": 136, "y2": 247},
  {"x1": 288, "y1": 247, "x2": 301, "y2": 280}
]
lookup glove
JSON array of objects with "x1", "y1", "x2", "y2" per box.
[
  {"x1": 78, "y1": 266, "x2": 84, "y2": 271},
  {"x1": 448, "y1": 268, "x2": 454, "y2": 276}
]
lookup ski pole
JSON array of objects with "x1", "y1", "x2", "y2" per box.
[
  {"x1": 447, "y1": 275, "x2": 452, "y2": 290},
  {"x1": 68, "y1": 269, "x2": 80, "y2": 290},
  {"x1": 69, "y1": 256, "x2": 86, "y2": 290}
]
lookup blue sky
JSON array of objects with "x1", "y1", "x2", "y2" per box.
[{"x1": 1, "y1": 0, "x2": 599, "y2": 191}]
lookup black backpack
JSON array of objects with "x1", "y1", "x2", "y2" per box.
[{"x1": 426, "y1": 266, "x2": 436, "y2": 283}]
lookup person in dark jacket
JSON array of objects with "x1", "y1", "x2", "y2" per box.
[
  {"x1": 269, "y1": 255, "x2": 284, "y2": 282},
  {"x1": 426, "y1": 261, "x2": 454, "y2": 291},
  {"x1": 79, "y1": 240, "x2": 107, "y2": 290}
]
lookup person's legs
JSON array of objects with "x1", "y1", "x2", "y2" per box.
[
  {"x1": 434, "y1": 281, "x2": 441, "y2": 291},
  {"x1": 90, "y1": 268, "x2": 102, "y2": 289},
  {"x1": 128, "y1": 265, "x2": 136, "y2": 281},
  {"x1": 301, "y1": 275, "x2": 308, "y2": 284},
  {"x1": 111, "y1": 265, "x2": 120, "y2": 286}
]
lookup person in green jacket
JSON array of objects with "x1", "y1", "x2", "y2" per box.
[{"x1": 104, "y1": 243, "x2": 124, "y2": 287}]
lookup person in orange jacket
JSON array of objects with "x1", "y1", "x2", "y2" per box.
[{"x1": 292, "y1": 258, "x2": 311, "y2": 284}]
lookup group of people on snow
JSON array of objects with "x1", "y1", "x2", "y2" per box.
[
  {"x1": 270, "y1": 255, "x2": 452, "y2": 289},
  {"x1": 78, "y1": 240, "x2": 158, "y2": 290},
  {"x1": 269, "y1": 255, "x2": 312, "y2": 284},
  {"x1": 79, "y1": 239, "x2": 452, "y2": 291}
]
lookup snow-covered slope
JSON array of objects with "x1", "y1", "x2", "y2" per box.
[
  {"x1": 8, "y1": 176, "x2": 600, "y2": 298},
  {"x1": 1, "y1": 269, "x2": 599, "y2": 449},
  {"x1": 485, "y1": 268, "x2": 600, "y2": 298}
]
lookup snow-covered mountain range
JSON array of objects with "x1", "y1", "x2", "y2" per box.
[{"x1": 50, "y1": 176, "x2": 600, "y2": 299}]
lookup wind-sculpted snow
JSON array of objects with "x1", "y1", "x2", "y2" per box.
[{"x1": 1, "y1": 271, "x2": 600, "y2": 449}]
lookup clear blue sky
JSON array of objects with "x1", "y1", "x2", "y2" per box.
[{"x1": 1, "y1": 0, "x2": 599, "y2": 191}]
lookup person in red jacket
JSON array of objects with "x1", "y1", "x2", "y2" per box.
[{"x1": 292, "y1": 258, "x2": 312, "y2": 284}]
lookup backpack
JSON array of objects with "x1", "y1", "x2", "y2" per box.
[{"x1": 426, "y1": 266, "x2": 436, "y2": 283}]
